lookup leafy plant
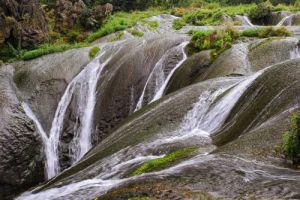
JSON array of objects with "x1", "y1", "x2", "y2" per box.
[
  {"x1": 282, "y1": 112, "x2": 300, "y2": 164},
  {"x1": 241, "y1": 27, "x2": 291, "y2": 37}
]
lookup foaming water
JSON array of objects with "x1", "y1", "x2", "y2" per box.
[
  {"x1": 135, "y1": 41, "x2": 188, "y2": 111},
  {"x1": 22, "y1": 43, "x2": 121, "y2": 179},
  {"x1": 236, "y1": 15, "x2": 255, "y2": 27},
  {"x1": 276, "y1": 15, "x2": 294, "y2": 27}
]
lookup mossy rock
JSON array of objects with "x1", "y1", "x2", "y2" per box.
[
  {"x1": 89, "y1": 46, "x2": 101, "y2": 59},
  {"x1": 165, "y1": 50, "x2": 211, "y2": 95}
]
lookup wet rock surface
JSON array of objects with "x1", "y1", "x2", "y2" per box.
[{"x1": 0, "y1": 66, "x2": 44, "y2": 200}]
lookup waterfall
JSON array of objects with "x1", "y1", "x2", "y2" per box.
[
  {"x1": 135, "y1": 41, "x2": 188, "y2": 111},
  {"x1": 276, "y1": 15, "x2": 293, "y2": 27},
  {"x1": 235, "y1": 15, "x2": 254, "y2": 27},
  {"x1": 21, "y1": 44, "x2": 120, "y2": 179},
  {"x1": 290, "y1": 45, "x2": 300, "y2": 59}
]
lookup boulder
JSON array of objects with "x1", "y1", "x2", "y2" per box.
[{"x1": 0, "y1": 65, "x2": 44, "y2": 200}]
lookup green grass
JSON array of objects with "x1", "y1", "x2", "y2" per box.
[
  {"x1": 241, "y1": 27, "x2": 291, "y2": 38},
  {"x1": 111, "y1": 31, "x2": 125, "y2": 41},
  {"x1": 86, "y1": 9, "x2": 165, "y2": 43},
  {"x1": 89, "y1": 46, "x2": 100, "y2": 59},
  {"x1": 131, "y1": 146, "x2": 198, "y2": 176},
  {"x1": 173, "y1": 18, "x2": 186, "y2": 30},
  {"x1": 129, "y1": 29, "x2": 144, "y2": 37},
  {"x1": 21, "y1": 43, "x2": 87, "y2": 60},
  {"x1": 142, "y1": 19, "x2": 160, "y2": 30}
]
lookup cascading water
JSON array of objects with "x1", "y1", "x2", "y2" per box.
[
  {"x1": 276, "y1": 15, "x2": 294, "y2": 26},
  {"x1": 135, "y1": 41, "x2": 188, "y2": 111},
  {"x1": 236, "y1": 15, "x2": 255, "y2": 27},
  {"x1": 22, "y1": 44, "x2": 121, "y2": 179}
]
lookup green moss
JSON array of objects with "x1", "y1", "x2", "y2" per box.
[
  {"x1": 172, "y1": 18, "x2": 186, "y2": 30},
  {"x1": 86, "y1": 9, "x2": 165, "y2": 43},
  {"x1": 142, "y1": 20, "x2": 159, "y2": 30},
  {"x1": 111, "y1": 31, "x2": 125, "y2": 41},
  {"x1": 129, "y1": 29, "x2": 144, "y2": 37},
  {"x1": 21, "y1": 43, "x2": 87, "y2": 60},
  {"x1": 128, "y1": 197, "x2": 150, "y2": 200},
  {"x1": 282, "y1": 112, "x2": 300, "y2": 164},
  {"x1": 241, "y1": 27, "x2": 291, "y2": 38},
  {"x1": 89, "y1": 47, "x2": 101, "y2": 59},
  {"x1": 131, "y1": 146, "x2": 198, "y2": 176}
]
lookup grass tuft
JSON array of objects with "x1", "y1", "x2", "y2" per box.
[
  {"x1": 131, "y1": 146, "x2": 198, "y2": 176},
  {"x1": 89, "y1": 47, "x2": 101, "y2": 59}
]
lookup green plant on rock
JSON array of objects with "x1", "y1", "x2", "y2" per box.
[
  {"x1": 187, "y1": 26, "x2": 239, "y2": 55},
  {"x1": 131, "y1": 146, "x2": 198, "y2": 176},
  {"x1": 129, "y1": 29, "x2": 144, "y2": 37},
  {"x1": 89, "y1": 46, "x2": 101, "y2": 59},
  {"x1": 111, "y1": 31, "x2": 125, "y2": 41},
  {"x1": 173, "y1": 18, "x2": 186, "y2": 30},
  {"x1": 249, "y1": 1, "x2": 273, "y2": 25},
  {"x1": 282, "y1": 112, "x2": 300, "y2": 164},
  {"x1": 241, "y1": 27, "x2": 291, "y2": 38}
]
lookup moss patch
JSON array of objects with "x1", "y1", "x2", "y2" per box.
[
  {"x1": 129, "y1": 29, "x2": 144, "y2": 37},
  {"x1": 89, "y1": 47, "x2": 101, "y2": 59},
  {"x1": 131, "y1": 146, "x2": 198, "y2": 176}
]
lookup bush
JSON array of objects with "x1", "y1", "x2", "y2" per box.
[
  {"x1": 188, "y1": 26, "x2": 239, "y2": 54},
  {"x1": 282, "y1": 112, "x2": 300, "y2": 164},
  {"x1": 249, "y1": 1, "x2": 273, "y2": 25},
  {"x1": 172, "y1": 18, "x2": 186, "y2": 30},
  {"x1": 89, "y1": 46, "x2": 101, "y2": 59}
]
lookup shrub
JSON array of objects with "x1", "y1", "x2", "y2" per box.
[
  {"x1": 188, "y1": 26, "x2": 239, "y2": 54},
  {"x1": 131, "y1": 147, "x2": 198, "y2": 176},
  {"x1": 89, "y1": 46, "x2": 101, "y2": 59},
  {"x1": 282, "y1": 112, "x2": 300, "y2": 164},
  {"x1": 249, "y1": 1, "x2": 273, "y2": 24},
  {"x1": 172, "y1": 18, "x2": 186, "y2": 30}
]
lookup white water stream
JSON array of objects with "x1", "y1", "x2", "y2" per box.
[
  {"x1": 22, "y1": 44, "x2": 120, "y2": 179},
  {"x1": 135, "y1": 41, "x2": 188, "y2": 111},
  {"x1": 276, "y1": 15, "x2": 294, "y2": 27}
]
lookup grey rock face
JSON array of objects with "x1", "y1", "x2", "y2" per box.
[{"x1": 0, "y1": 65, "x2": 44, "y2": 200}]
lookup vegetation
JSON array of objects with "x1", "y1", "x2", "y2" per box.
[
  {"x1": 129, "y1": 29, "x2": 145, "y2": 37},
  {"x1": 86, "y1": 9, "x2": 164, "y2": 42},
  {"x1": 111, "y1": 31, "x2": 125, "y2": 41},
  {"x1": 89, "y1": 47, "x2": 101, "y2": 59},
  {"x1": 241, "y1": 27, "x2": 291, "y2": 37},
  {"x1": 173, "y1": 18, "x2": 186, "y2": 30},
  {"x1": 21, "y1": 43, "x2": 87, "y2": 61},
  {"x1": 282, "y1": 112, "x2": 300, "y2": 164},
  {"x1": 187, "y1": 26, "x2": 239, "y2": 56},
  {"x1": 131, "y1": 146, "x2": 198, "y2": 176}
]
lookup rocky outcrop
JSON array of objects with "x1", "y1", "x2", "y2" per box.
[
  {"x1": 0, "y1": 65, "x2": 44, "y2": 200},
  {"x1": 165, "y1": 50, "x2": 211, "y2": 95},
  {"x1": 0, "y1": 0, "x2": 49, "y2": 48}
]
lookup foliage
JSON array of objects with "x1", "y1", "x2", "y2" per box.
[
  {"x1": 86, "y1": 9, "x2": 164, "y2": 42},
  {"x1": 173, "y1": 18, "x2": 186, "y2": 30},
  {"x1": 131, "y1": 147, "x2": 198, "y2": 176},
  {"x1": 249, "y1": 1, "x2": 273, "y2": 24},
  {"x1": 111, "y1": 31, "x2": 125, "y2": 41},
  {"x1": 129, "y1": 29, "x2": 145, "y2": 37},
  {"x1": 141, "y1": 20, "x2": 160, "y2": 30},
  {"x1": 89, "y1": 46, "x2": 101, "y2": 59},
  {"x1": 282, "y1": 112, "x2": 300, "y2": 164},
  {"x1": 21, "y1": 43, "x2": 87, "y2": 60},
  {"x1": 188, "y1": 26, "x2": 239, "y2": 55},
  {"x1": 241, "y1": 27, "x2": 291, "y2": 37}
]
